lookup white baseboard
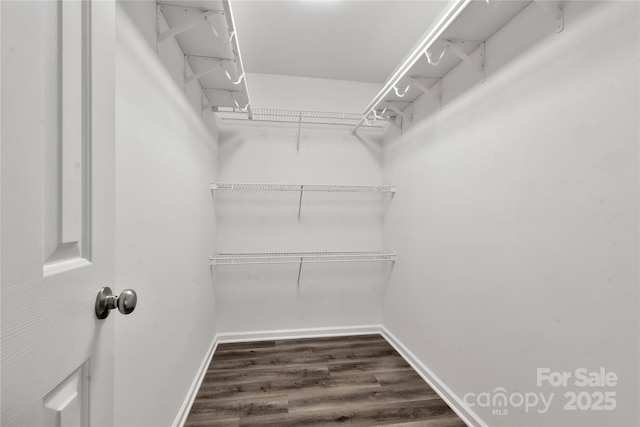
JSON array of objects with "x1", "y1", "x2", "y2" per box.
[
  {"x1": 174, "y1": 325, "x2": 485, "y2": 427},
  {"x1": 172, "y1": 334, "x2": 219, "y2": 427},
  {"x1": 215, "y1": 324, "x2": 382, "y2": 343},
  {"x1": 380, "y1": 325, "x2": 486, "y2": 427}
]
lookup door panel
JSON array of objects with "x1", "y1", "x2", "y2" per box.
[
  {"x1": 43, "y1": 362, "x2": 90, "y2": 427},
  {"x1": 1, "y1": 1, "x2": 116, "y2": 426},
  {"x1": 44, "y1": 0, "x2": 90, "y2": 270}
]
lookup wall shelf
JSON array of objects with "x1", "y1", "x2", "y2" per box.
[
  {"x1": 157, "y1": 1, "x2": 252, "y2": 117},
  {"x1": 354, "y1": 0, "x2": 564, "y2": 131},
  {"x1": 211, "y1": 183, "x2": 396, "y2": 193},
  {"x1": 212, "y1": 182, "x2": 396, "y2": 220},
  {"x1": 211, "y1": 251, "x2": 396, "y2": 287},
  {"x1": 215, "y1": 107, "x2": 384, "y2": 128},
  {"x1": 211, "y1": 251, "x2": 397, "y2": 266},
  {"x1": 215, "y1": 107, "x2": 385, "y2": 152}
]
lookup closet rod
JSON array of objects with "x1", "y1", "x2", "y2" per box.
[
  {"x1": 221, "y1": 0, "x2": 253, "y2": 119},
  {"x1": 353, "y1": 0, "x2": 472, "y2": 132}
]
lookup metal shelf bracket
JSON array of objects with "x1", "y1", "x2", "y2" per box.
[
  {"x1": 185, "y1": 56, "x2": 229, "y2": 84},
  {"x1": 387, "y1": 103, "x2": 411, "y2": 125},
  {"x1": 158, "y1": 2, "x2": 252, "y2": 119},
  {"x1": 297, "y1": 185, "x2": 304, "y2": 221},
  {"x1": 534, "y1": 0, "x2": 564, "y2": 33},
  {"x1": 410, "y1": 77, "x2": 442, "y2": 110},
  {"x1": 444, "y1": 40, "x2": 485, "y2": 82},
  {"x1": 201, "y1": 89, "x2": 244, "y2": 110},
  {"x1": 385, "y1": 117, "x2": 401, "y2": 130},
  {"x1": 296, "y1": 112, "x2": 302, "y2": 153},
  {"x1": 157, "y1": 6, "x2": 221, "y2": 43},
  {"x1": 297, "y1": 258, "x2": 304, "y2": 288},
  {"x1": 201, "y1": 90, "x2": 249, "y2": 114},
  {"x1": 201, "y1": 90, "x2": 215, "y2": 112}
]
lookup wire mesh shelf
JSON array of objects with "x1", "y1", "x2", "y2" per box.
[
  {"x1": 215, "y1": 107, "x2": 385, "y2": 127},
  {"x1": 210, "y1": 251, "x2": 397, "y2": 266},
  {"x1": 211, "y1": 183, "x2": 396, "y2": 193}
]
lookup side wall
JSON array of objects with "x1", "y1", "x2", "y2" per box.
[
  {"x1": 114, "y1": 3, "x2": 218, "y2": 426},
  {"x1": 215, "y1": 75, "x2": 388, "y2": 335},
  {"x1": 382, "y1": 2, "x2": 639, "y2": 426}
]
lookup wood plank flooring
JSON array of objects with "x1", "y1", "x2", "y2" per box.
[{"x1": 185, "y1": 334, "x2": 466, "y2": 427}]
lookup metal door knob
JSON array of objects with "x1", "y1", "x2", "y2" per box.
[{"x1": 95, "y1": 287, "x2": 138, "y2": 319}]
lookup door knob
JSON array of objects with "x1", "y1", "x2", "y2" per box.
[{"x1": 95, "y1": 287, "x2": 138, "y2": 319}]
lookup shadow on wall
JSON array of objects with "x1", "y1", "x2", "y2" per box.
[{"x1": 353, "y1": 128, "x2": 384, "y2": 166}]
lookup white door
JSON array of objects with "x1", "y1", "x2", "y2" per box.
[{"x1": 1, "y1": 1, "x2": 118, "y2": 425}]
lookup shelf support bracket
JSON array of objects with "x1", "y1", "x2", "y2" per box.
[
  {"x1": 297, "y1": 257, "x2": 303, "y2": 288},
  {"x1": 201, "y1": 89, "x2": 215, "y2": 112},
  {"x1": 202, "y1": 89, "x2": 250, "y2": 115},
  {"x1": 387, "y1": 103, "x2": 411, "y2": 125},
  {"x1": 296, "y1": 112, "x2": 302, "y2": 153},
  {"x1": 534, "y1": 0, "x2": 564, "y2": 33},
  {"x1": 185, "y1": 57, "x2": 228, "y2": 84},
  {"x1": 444, "y1": 40, "x2": 485, "y2": 82},
  {"x1": 157, "y1": 8, "x2": 219, "y2": 42},
  {"x1": 410, "y1": 77, "x2": 442, "y2": 110},
  {"x1": 297, "y1": 185, "x2": 304, "y2": 221},
  {"x1": 201, "y1": 102, "x2": 214, "y2": 112},
  {"x1": 385, "y1": 117, "x2": 401, "y2": 130}
]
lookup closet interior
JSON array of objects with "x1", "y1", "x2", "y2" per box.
[{"x1": 115, "y1": 0, "x2": 639, "y2": 425}]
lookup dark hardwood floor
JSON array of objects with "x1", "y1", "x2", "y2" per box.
[{"x1": 185, "y1": 334, "x2": 466, "y2": 426}]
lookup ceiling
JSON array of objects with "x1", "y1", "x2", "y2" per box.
[{"x1": 230, "y1": 1, "x2": 449, "y2": 84}]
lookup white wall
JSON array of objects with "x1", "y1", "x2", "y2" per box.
[
  {"x1": 246, "y1": 72, "x2": 381, "y2": 111},
  {"x1": 216, "y1": 75, "x2": 389, "y2": 334},
  {"x1": 382, "y1": 2, "x2": 638, "y2": 426},
  {"x1": 117, "y1": 0, "x2": 204, "y2": 114},
  {"x1": 114, "y1": 4, "x2": 218, "y2": 426}
]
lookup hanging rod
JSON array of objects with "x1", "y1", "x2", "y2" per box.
[
  {"x1": 353, "y1": 0, "x2": 472, "y2": 132},
  {"x1": 211, "y1": 183, "x2": 396, "y2": 193},
  {"x1": 354, "y1": 0, "x2": 563, "y2": 132},
  {"x1": 220, "y1": 0, "x2": 252, "y2": 119},
  {"x1": 210, "y1": 251, "x2": 397, "y2": 266}
]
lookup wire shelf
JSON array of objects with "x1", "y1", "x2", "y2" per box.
[
  {"x1": 215, "y1": 107, "x2": 385, "y2": 127},
  {"x1": 211, "y1": 183, "x2": 396, "y2": 193},
  {"x1": 211, "y1": 251, "x2": 397, "y2": 266}
]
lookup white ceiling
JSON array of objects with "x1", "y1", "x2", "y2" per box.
[{"x1": 230, "y1": 1, "x2": 449, "y2": 84}]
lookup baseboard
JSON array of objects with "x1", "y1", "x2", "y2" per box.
[
  {"x1": 215, "y1": 324, "x2": 382, "y2": 343},
  {"x1": 172, "y1": 334, "x2": 219, "y2": 427},
  {"x1": 380, "y1": 326, "x2": 487, "y2": 427}
]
